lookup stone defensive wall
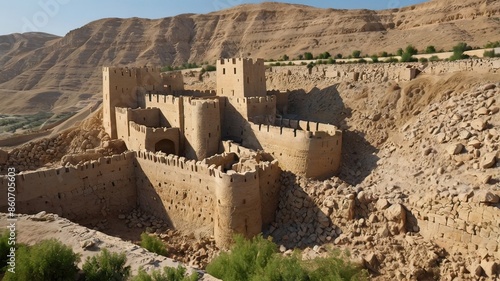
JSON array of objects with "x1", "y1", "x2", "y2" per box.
[
  {"x1": 410, "y1": 193, "x2": 500, "y2": 261},
  {"x1": 222, "y1": 141, "x2": 282, "y2": 227},
  {"x1": 134, "y1": 150, "x2": 278, "y2": 248},
  {"x1": 422, "y1": 58, "x2": 500, "y2": 75},
  {"x1": 172, "y1": 90, "x2": 216, "y2": 97},
  {"x1": 128, "y1": 121, "x2": 180, "y2": 154},
  {"x1": 245, "y1": 122, "x2": 342, "y2": 179},
  {"x1": 140, "y1": 94, "x2": 183, "y2": 129},
  {"x1": 182, "y1": 98, "x2": 221, "y2": 160},
  {"x1": 0, "y1": 152, "x2": 137, "y2": 221},
  {"x1": 266, "y1": 58, "x2": 500, "y2": 84}
]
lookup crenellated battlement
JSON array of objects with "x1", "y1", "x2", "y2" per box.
[
  {"x1": 0, "y1": 151, "x2": 135, "y2": 183},
  {"x1": 218, "y1": 58, "x2": 264, "y2": 66},
  {"x1": 129, "y1": 121, "x2": 176, "y2": 135},
  {"x1": 145, "y1": 93, "x2": 181, "y2": 105},
  {"x1": 185, "y1": 97, "x2": 220, "y2": 109},
  {"x1": 275, "y1": 118, "x2": 341, "y2": 136},
  {"x1": 135, "y1": 150, "x2": 258, "y2": 184}
]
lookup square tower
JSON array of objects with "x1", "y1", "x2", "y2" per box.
[{"x1": 216, "y1": 58, "x2": 266, "y2": 98}]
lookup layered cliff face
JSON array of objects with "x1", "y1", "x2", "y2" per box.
[{"x1": 0, "y1": 0, "x2": 499, "y2": 113}]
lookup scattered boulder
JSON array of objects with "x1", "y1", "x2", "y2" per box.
[
  {"x1": 481, "y1": 152, "x2": 497, "y2": 169},
  {"x1": 470, "y1": 119, "x2": 487, "y2": 131},
  {"x1": 446, "y1": 143, "x2": 464, "y2": 155}
]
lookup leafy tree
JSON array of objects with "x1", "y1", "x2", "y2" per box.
[
  {"x1": 371, "y1": 55, "x2": 379, "y2": 63},
  {"x1": 140, "y1": 233, "x2": 168, "y2": 256},
  {"x1": 4, "y1": 239, "x2": 80, "y2": 281},
  {"x1": 380, "y1": 51, "x2": 388, "y2": 57},
  {"x1": 335, "y1": 53, "x2": 343, "y2": 59},
  {"x1": 327, "y1": 57, "x2": 336, "y2": 64},
  {"x1": 396, "y1": 48, "x2": 404, "y2": 56},
  {"x1": 419, "y1": 57, "x2": 429, "y2": 63},
  {"x1": 400, "y1": 45, "x2": 419, "y2": 62},
  {"x1": 304, "y1": 52, "x2": 314, "y2": 60},
  {"x1": 281, "y1": 54, "x2": 289, "y2": 61},
  {"x1": 352, "y1": 50, "x2": 361, "y2": 58},
  {"x1": 297, "y1": 54, "x2": 304, "y2": 60},
  {"x1": 449, "y1": 42, "x2": 471, "y2": 61},
  {"x1": 483, "y1": 50, "x2": 498, "y2": 58},
  {"x1": 425, "y1": 45, "x2": 436, "y2": 54},
  {"x1": 82, "y1": 248, "x2": 131, "y2": 281}
]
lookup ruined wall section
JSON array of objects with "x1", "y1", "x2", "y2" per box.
[
  {"x1": 217, "y1": 58, "x2": 266, "y2": 98},
  {"x1": 134, "y1": 151, "x2": 263, "y2": 248},
  {"x1": 173, "y1": 90, "x2": 216, "y2": 98},
  {"x1": 410, "y1": 194, "x2": 500, "y2": 261},
  {"x1": 182, "y1": 97, "x2": 221, "y2": 160},
  {"x1": 0, "y1": 152, "x2": 137, "y2": 220},
  {"x1": 246, "y1": 96, "x2": 276, "y2": 125}
]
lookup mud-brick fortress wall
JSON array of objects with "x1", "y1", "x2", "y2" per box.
[
  {"x1": 134, "y1": 150, "x2": 279, "y2": 247},
  {"x1": 103, "y1": 67, "x2": 164, "y2": 139},
  {"x1": 0, "y1": 152, "x2": 137, "y2": 220},
  {"x1": 246, "y1": 122, "x2": 342, "y2": 179},
  {"x1": 217, "y1": 58, "x2": 267, "y2": 97},
  {"x1": 410, "y1": 194, "x2": 500, "y2": 261},
  {"x1": 182, "y1": 98, "x2": 221, "y2": 160}
]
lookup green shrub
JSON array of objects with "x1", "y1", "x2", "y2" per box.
[
  {"x1": 0, "y1": 231, "x2": 12, "y2": 273},
  {"x1": 206, "y1": 235, "x2": 367, "y2": 281},
  {"x1": 132, "y1": 266, "x2": 199, "y2": 281},
  {"x1": 327, "y1": 57, "x2": 336, "y2": 64},
  {"x1": 400, "y1": 45, "x2": 419, "y2": 62},
  {"x1": 140, "y1": 233, "x2": 168, "y2": 256},
  {"x1": 352, "y1": 50, "x2": 361, "y2": 58},
  {"x1": 429, "y1": 55, "x2": 440, "y2": 62},
  {"x1": 4, "y1": 239, "x2": 80, "y2": 281},
  {"x1": 304, "y1": 52, "x2": 314, "y2": 60},
  {"x1": 484, "y1": 41, "x2": 500, "y2": 48},
  {"x1": 335, "y1": 53, "x2": 343, "y2": 59},
  {"x1": 483, "y1": 50, "x2": 499, "y2": 58},
  {"x1": 384, "y1": 57, "x2": 399, "y2": 63},
  {"x1": 371, "y1": 55, "x2": 379, "y2": 63},
  {"x1": 449, "y1": 42, "x2": 471, "y2": 61},
  {"x1": 419, "y1": 57, "x2": 429, "y2": 63},
  {"x1": 82, "y1": 248, "x2": 131, "y2": 281},
  {"x1": 204, "y1": 65, "x2": 216, "y2": 72},
  {"x1": 425, "y1": 45, "x2": 436, "y2": 54},
  {"x1": 380, "y1": 51, "x2": 388, "y2": 57},
  {"x1": 396, "y1": 48, "x2": 404, "y2": 56}
]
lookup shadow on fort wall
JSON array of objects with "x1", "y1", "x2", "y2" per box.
[{"x1": 287, "y1": 85, "x2": 379, "y2": 185}]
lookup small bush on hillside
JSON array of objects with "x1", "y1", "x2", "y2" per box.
[
  {"x1": 140, "y1": 233, "x2": 168, "y2": 256},
  {"x1": 484, "y1": 41, "x2": 500, "y2": 48},
  {"x1": 131, "y1": 266, "x2": 199, "y2": 281},
  {"x1": 425, "y1": 45, "x2": 436, "y2": 54},
  {"x1": 304, "y1": 52, "x2": 314, "y2": 60},
  {"x1": 429, "y1": 55, "x2": 441, "y2": 62},
  {"x1": 352, "y1": 50, "x2": 361, "y2": 58},
  {"x1": 449, "y1": 42, "x2": 471, "y2": 61},
  {"x1": 419, "y1": 57, "x2": 429, "y2": 63},
  {"x1": 371, "y1": 55, "x2": 379, "y2": 63},
  {"x1": 384, "y1": 57, "x2": 399, "y2": 63},
  {"x1": 206, "y1": 234, "x2": 367, "y2": 281},
  {"x1": 4, "y1": 239, "x2": 80, "y2": 281},
  {"x1": 483, "y1": 50, "x2": 500, "y2": 58},
  {"x1": 82, "y1": 248, "x2": 131, "y2": 281}
]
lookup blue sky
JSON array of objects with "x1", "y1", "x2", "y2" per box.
[{"x1": 0, "y1": 0, "x2": 428, "y2": 36}]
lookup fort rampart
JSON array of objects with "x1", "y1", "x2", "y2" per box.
[{"x1": 0, "y1": 152, "x2": 137, "y2": 220}]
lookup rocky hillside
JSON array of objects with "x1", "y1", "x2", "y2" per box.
[{"x1": 0, "y1": 0, "x2": 499, "y2": 114}]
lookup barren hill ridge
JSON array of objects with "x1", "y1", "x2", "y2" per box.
[{"x1": 0, "y1": 0, "x2": 499, "y2": 113}]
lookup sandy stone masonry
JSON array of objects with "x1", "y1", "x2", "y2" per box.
[
  {"x1": 99, "y1": 58, "x2": 342, "y2": 247},
  {"x1": 0, "y1": 58, "x2": 342, "y2": 248}
]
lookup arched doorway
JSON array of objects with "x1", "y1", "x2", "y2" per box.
[{"x1": 155, "y1": 139, "x2": 176, "y2": 155}]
